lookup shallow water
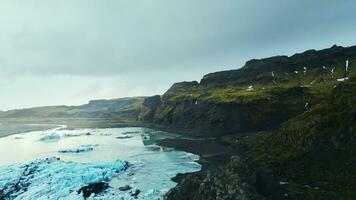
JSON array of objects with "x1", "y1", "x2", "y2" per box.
[{"x1": 0, "y1": 125, "x2": 201, "y2": 199}]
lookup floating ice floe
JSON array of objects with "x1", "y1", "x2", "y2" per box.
[
  {"x1": 0, "y1": 157, "x2": 129, "y2": 200},
  {"x1": 121, "y1": 131, "x2": 140, "y2": 135},
  {"x1": 58, "y1": 145, "x2": 95, "y2": 153},
  {"x1": 116, "y1": 135, "x2": 134, "y2": 139},
  {"x1": 100, "y1": 132, "x2": 112, "y2": 136},
  {"x1": 63, "y1": 132, "x2": 91, "y2": 137},
  {"x1": 39, "y1": 132, "x2": 60, "y2": 142}
]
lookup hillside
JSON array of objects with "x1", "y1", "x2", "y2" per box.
[
  {"x1": 139, "y1": 45, "x2": 356, "y2": 136},
  {"x1": 136, "y1": 45, "x2": 356, "y2": 199},
  {"x1": 0, "y1": 97, "x2": 145, "y2": 121}
]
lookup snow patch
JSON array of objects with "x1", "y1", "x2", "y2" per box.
[
  {"x1": 346, "y1": 59, "x2": 349, "y2": 71},
  {"x1": 337, "y1": 77, "x2": 349, "y2": 82},
  {"x1": 303, "y1": 67, "x2": 307, "y2": 74}
]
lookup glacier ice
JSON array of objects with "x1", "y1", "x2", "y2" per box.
[{"x1": 0, "y1": 157, "x2": 128, "y2": 199}]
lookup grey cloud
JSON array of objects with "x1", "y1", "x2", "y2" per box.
[{"x1": 0, "y1": 0, "x2": 356, "y2": 109}]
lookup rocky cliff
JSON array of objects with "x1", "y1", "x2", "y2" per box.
[
  {"x1": 156, "y1": 45, "x2": 356, "y2": 200},
  {"x1": 139, "y1": 45, "x2": 356, "y2": 136}
]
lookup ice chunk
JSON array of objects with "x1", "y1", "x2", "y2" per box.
[
  {"x1": 39, "y1": 133, "x2": 60, "y2": 142},
  {"x1": 0, "y1": 157, "x2": 129, "y2": 199},
  {"x1": 58, "y1": 145, "x2": 95, "y2": 153}
]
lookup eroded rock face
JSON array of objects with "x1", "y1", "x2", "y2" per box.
[{"x1": 138, "y1": 95, "x2": 162, "y2": 122}]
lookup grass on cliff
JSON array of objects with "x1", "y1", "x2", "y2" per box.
[{"x1": 221, "y1": 77, "x2": 356, "y2": 199}]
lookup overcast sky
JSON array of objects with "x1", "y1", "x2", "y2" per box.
[{"x1": 0, "y1": 0, "x2": 356, "y2": 110}]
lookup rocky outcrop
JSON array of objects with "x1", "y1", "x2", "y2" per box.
[
  {"x1": 201, "y1": 45, "x2": 356, "y2": 86},
  {"x1": 138, "y1": 95, "x2": 162, "y2": 121},
  {"x1": 165, "y1": 156, "x2": 263, "y2": 200}
]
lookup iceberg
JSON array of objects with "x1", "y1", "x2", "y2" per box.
[
  {"x1": 39, "y1": 132, "x2": 60, "y2": 142},
  {"x1": 0, "y1": 157, "x2": 129, "y2": 199},
  {"x1": 58, "y1": 145, "x2": 95, "y2": 153}
]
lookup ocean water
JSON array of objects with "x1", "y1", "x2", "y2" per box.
[{"x1": 0, "y1": 125, "x2": 201, "y2": 199}]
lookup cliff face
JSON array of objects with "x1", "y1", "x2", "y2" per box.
[
  {"x1": 161, "y1": 46, "x2": 356, "y2": 199},
  {"x1": 139, "y1": 45, "x2": 356, "y2": 136}
]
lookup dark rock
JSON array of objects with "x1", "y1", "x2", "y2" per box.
[
  {"x1": 130, "y1": 189, "x2": 141, "y2": 197},
  {"x1": 78, "y1": 182, "x2": 108, "y2": 198},
  {"x1": 118, "y1": 185, "x2": 131, "y2": 191}
]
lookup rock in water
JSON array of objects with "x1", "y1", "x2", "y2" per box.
[
  {"x1": 119, "y1": 185, "x2": 132, "y2": 191},
  {"x1": 78, "y1": 182, "x2": 108, "y2": 198},
  {"x1": 131, "y1": 189, "x2": 141, "y2": 197}
]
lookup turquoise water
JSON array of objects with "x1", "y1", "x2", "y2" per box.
[{"x1": 0, "y1": 125, "x2": 201, "y2": 199}]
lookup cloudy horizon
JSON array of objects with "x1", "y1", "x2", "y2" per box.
[{"x1": 1, "y1": 0, "x2": 356, "y2": 111}]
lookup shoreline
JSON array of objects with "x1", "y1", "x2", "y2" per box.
[{"x1": 0, "y1": 119, "x2": 225, "y2": 196}]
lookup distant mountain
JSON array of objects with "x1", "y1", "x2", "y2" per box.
[{"x1": 0, "y1": 97, "x2": 145, "y2": 120}]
